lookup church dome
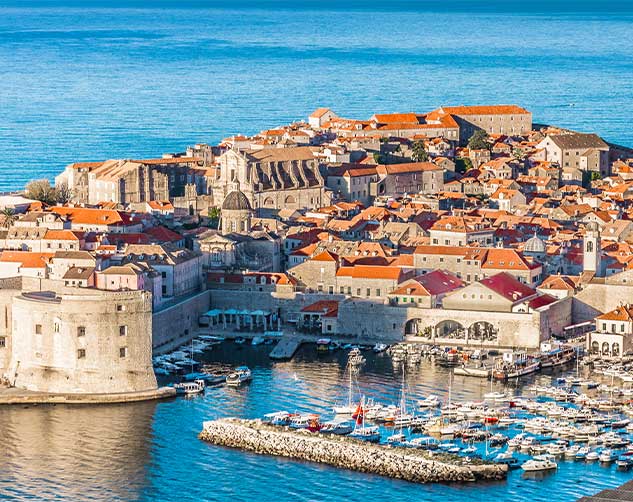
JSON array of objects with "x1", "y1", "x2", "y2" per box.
[
  {"x1": 222, "y1": 190, "x2": 252, "y2": 211},
  {"x1": 524, "y1": 234, "x2": 546, "y2": 254}
]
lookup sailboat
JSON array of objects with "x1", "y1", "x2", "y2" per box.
[
  {"x1": 387, "y1": 365, "x2": 410, "y2": 445},
  {"x1": 333, "y1": 361, "x2": 357, "y2": 414}
]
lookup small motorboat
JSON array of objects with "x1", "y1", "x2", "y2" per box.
[
  {"x1": 494, "y1": 451, "x2": 520, "y2": 470},
  {"x1": 320, "y1": 421, "x2": 353, "y2": 435},
  {"x1": 599, "y1": 449, "x2": 618, "y2": 463},
  {"x1": 575, "y1": 447, "x2": 590, "y2": 461},
  {"x1": 483, "y1": 391, "x2": 507, "y2": 402},
  {"x1": 225, "y1": 366, "x2": 252, "y2": 386},
  {"x1": 251, "y1": 336, "x2": 265, "y2": 346},
  {"x1": 173, "y1": 379, "x2": 205, "y2": 396},
  {"x1": 586, "y1": 450, "x2": 600, "y2": 462},
  {"x1": 373, "y1": 343, "x2": 388, "y2": 353},
  {"x1": 418, "y1": 395, "x2": 441, "y2": 408},
  {"x1": 316, "y1": 338, "x2": 331, "y2": 352},
  {"x1": 349, "y1": 425, "x2": 380, "y2": 443},
  {"x1": 386, "y1": 432, "x2": 407, "y2": 445},
  {"x1": 521, "y1": 454, "x2": 558, "y2": 472},
  {"x1": 616, "y1": 454, "x2": 633, "y2": 470},
  {"x1": 263, "y1": 411, "x2": 292, "y2": 426},
  {"x1": 234, "y1": 337, "x2": 246, "y2": 345}
]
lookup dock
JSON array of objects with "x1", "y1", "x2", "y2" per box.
[
  {"x1": 269, "y1": 333, "x2": 303, "y2": 360},
  {"x1": 199, "y1": 418, "x2": 507, "y2": 484},
  {"x1": 0, "y1": 386, "x2": 176, "y2": 405}
]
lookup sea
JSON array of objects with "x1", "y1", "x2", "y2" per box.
[
  {"x1": 1, "y1": 343, "x2": 632, "y2": 502},
  {"x1": 1, "y1": 1, "x2": 633, "y2": 190},
  {"x1": 1, "y1": 2, "x2": 633, "y2": 500}
]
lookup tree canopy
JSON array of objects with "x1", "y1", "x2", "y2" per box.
[
  {"x1": 467, "y1": 130, "x2": 490, "y2": 151},
  {"x1": 411, "y1": 140, "x2": 429, "y2": 162}
]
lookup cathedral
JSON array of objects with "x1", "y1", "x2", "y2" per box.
[{"x1": 211, "y1": 146, "x2": 331, "y2": 216}]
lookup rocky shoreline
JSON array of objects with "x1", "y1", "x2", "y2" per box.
[{"x1": 199, "y1": 418, "x2": 507, "y2": 484}]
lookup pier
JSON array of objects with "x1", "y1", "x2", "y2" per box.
[
  {"x1": 269, "y1": 334, "x2": 304, "y2": 360},
  {"x1": 199, "y1": 418, "x2": 507, "y2": 484},
  {"x1": 577, "y1": 480, "x2": 633, "y2": 501},
  {"x1": 0, "y1": 386, "x2": 176, "y2": 405}
]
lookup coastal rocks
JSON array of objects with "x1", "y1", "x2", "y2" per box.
[{"x1": 199, "y1": 418, "x2": 507, "y2": 484}]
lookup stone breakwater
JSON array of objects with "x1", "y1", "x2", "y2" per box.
[{"x1": 199, "y1": 418, "x2": 507, "y2": 484}]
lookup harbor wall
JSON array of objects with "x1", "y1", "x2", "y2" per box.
[
  {"x1": 199, "y1": 418, "x2": 507, "y2": 484},
  {"x1": 206, "y1": 288, "x2": 568, "y2": 348},
  {"x1": 152, "y1": 290, "x2": 211, "y2": 352}
]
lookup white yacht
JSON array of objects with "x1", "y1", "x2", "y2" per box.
[
  {"x1": 521, "y1": 454, "x2": 558, "y2": 472},
  {"x1": 226, "y1": 366, "x2": 252, "y2": 386}
]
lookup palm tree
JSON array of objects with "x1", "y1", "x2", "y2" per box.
[{"x1": 1, "y1": 207, "x2": 17, "y2": 228}]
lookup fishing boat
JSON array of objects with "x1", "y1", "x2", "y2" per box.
[
  {"x1": 225, "y1": 366, "x2": 252, "y2": 386},
  {"x1": 540, "y1": 344, "x2": 576, "y2": 369},
  {"x1": 173, "y1": 379, "x2": 205, "y2": 395},
  {"x1": 493, "y1": 352, "x2": 541, "y2": 380},
  {"x1": 316, "y1": 338, "x2": 331, "y2": 352},
  {"x1": 521, "y1": 454, "x2": 558, "y2": 472},
  {"x1": 263, "y1": 411, "x2": 292, "y2": 425},
  {"x1": 348, "y1": 347, "x2": 366, "y2": 366}
]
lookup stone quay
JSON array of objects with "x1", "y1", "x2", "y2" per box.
[{"x1": 199, "y1": 418, "x2": 507, "y2": 484}]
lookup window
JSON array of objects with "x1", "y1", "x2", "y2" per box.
[
  {"x1": 54, "y1": 322, "x2": 60, "y2": 333},
  {"x1": 366, "y1": 288, "x2": 371, "y2": 297},
  {"x1": 375, "y1": 289, "x2": 380, "y2": 297},
  {"x1": 35, "y1": 324, "x2": 42, "y2": 335},
  {"x1": 119, "y1": 347, "x2": 127, "y2": 358},
  {"x1": 77, "y1": 326, "x2": 86, "y2": 337},
  {"x1": 116, "y1": 304, "x2": 125, "y2": 312},
  {"x1": 356, "y1": 288, "x2": 361, "y2": 296},
  {"x1": 0, "y1": 337, "x2": 5, "y2": 348},
  {"x1": 119, "y1": 325, "x2": 127, "y2": 336},
  {"x1": 77, "y1": 349, "x2": 86, "y2": 359}
]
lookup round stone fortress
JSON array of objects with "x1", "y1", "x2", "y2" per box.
[{"x1": 5, "y1": 289, "x2": 156, "y2": 394}]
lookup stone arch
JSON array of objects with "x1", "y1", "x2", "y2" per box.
[
  {"x1": 612, "y1": 343, "x2": 620, "y2": 357},
  {"x1": 591, "y1": 341, "x2": 599, "y2": 354},
  {"x1": 602, "y1": 342, "x2": 610, "y2": 355},
  {"x1": 263, "y1": 197, "x2": 275, "y2": 208},
  {"x1": 284, "y1": 195, "x2": 296, "y2": 206},
  {"x1": 468, "y1": 321, "x2": 498, "y2": 342},
  {"x1": 404, "y1": 318, "x2": 424, "y2": 337},
  {"x1": 435, "y1": 319, "x2": 466, "y2": 339}
]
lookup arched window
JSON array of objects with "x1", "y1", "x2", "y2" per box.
[
  {"x1": 586, "y1": 241, "x2": 594, "y2": 253},
  {"x1": 211, "y1": 247, "x2": 222, "y2": 264},
  {"x1": 612, "y1": 343, "x2": 620, "y2": 356},
  {"x1": 284, "y1": 195, "x2": 296, "y2": 205},
  {"x1": 591, "y1": 341, "x2": 599, "y2": 354},
  {"x1": 263, "y1": 197, "x2": 275, "y2": 207},
  {"x1": 602, "y1": 342, "x2": 610, "y2": 355}
]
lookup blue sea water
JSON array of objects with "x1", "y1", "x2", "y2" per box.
[{"x1": 1, "y1": 1, "x2": 633, "y2": 190}]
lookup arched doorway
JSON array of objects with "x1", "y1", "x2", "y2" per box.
[
  {"x1": 612, "y1": 343, "x2": 620, "y2": 357},
  {"x1": 435, "y1": 320, "x2": 465, "y2": 339},
  {"x1": 591, "y1": 341, "x2": 599, "y2": 354},
  {"x1": 468, "y1": 321, "x2": 498, "y2": 342},
  {"x1": 602, "y1": 342, "x2": 610, "y2": 356},
  {"x1": 404, "y1": 318, "x2": 425, "y2": 337}
]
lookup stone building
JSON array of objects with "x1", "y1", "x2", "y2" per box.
[
  {"x1": 587, "y1": 304, "x2": 633, "y2": 358},
  {"x1": 536, "y1": 133, "x2": 610, "y2": 175},
  {"x1": 429, "y1": 105, "x2": 532, "y2": 143},
  {"x1": 0, "y1": 287, "x2": 157, "y2": 394},
  {"x1": 213, "y1": 147, "x2": 330, "y2": 215}
]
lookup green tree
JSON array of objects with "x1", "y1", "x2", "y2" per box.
[
  {"x1": 0, "y1": 207, "x2": 17, "y2": 228},
  {"x1": 373, "y1": 152, "x2": 385, "y2": 164},
  {"x1": 455, "y1": 157, "x2": 473, "y2": 174},
  {"x1": 24, "y1": 179, "x2": 57, "y2": 205},
  {"x1": 208, "y1": 206, "x2": 221, "y2": 229},
  {"x1": 411, "y1": 140, "x2": 429, "y2": 162},
  {"x1": 512, "y1": 147, "x2": 524, "y2": 160},
  {"x1": 467, "y1": 129, "x2": 490, "y2": 151}
]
